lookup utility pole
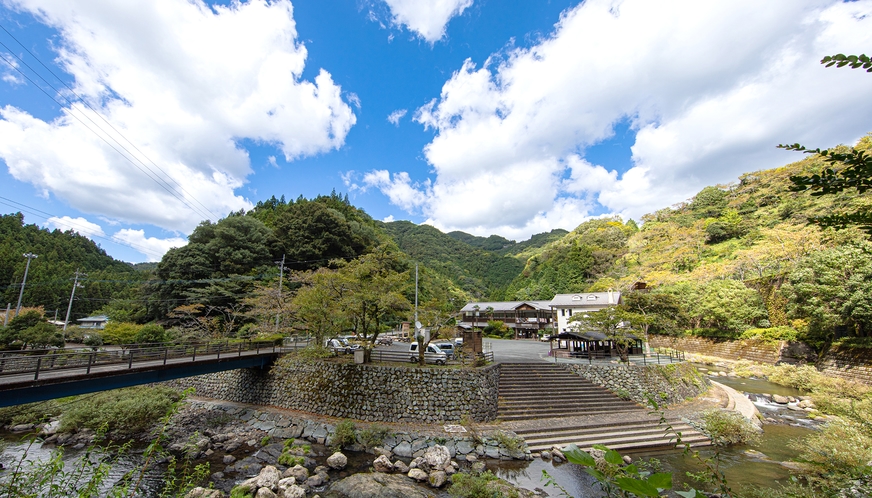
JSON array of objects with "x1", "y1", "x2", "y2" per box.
[
  {"x1": 64, "y1": 269, "x2": 86, "y2": 332},
  {"x1": 3, "y1": 304, "x2": 9, "y2": 327},
  {"x1": 274, "y1": 254, "x2": 285, "y2": 332},
  {"x1": 15, "y1": 252, "x2": 38, "y2": 315}
]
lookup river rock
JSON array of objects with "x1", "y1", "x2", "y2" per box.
[
  {"x1": 772, "y1": 395, "x2": 790, "y2": 404},
  {"x1": 540, "y1": 451, "x2": 552, "y2": 461},
  {"x1": 326, "y1": 452, "x2": 348, "y2": 470},
  {"x1": 392, "y1": 460, "x2": 409, "y2": 473},
  {"x1": 326, "y1": 472, "x2": 431, "y2": 498},
  {"x1": 255, "y1": 488, "x2": 277, "y2": 498},
  {"x1": 277, "y1": 478, "x2": 305, "y2": 498},
  {"x1": 407, "y1": 468, "x2": 428, "y2": 482},
  {"x1": 798, "y1": 399, "x2": 816, "y2": 409},
  {"x1": 471, "y1": 461, "x2": 486, "y2": 473},
  {"x1": 423, "y1": 445, "x2": 451, "y2": 469},
  {"x1": 223, "y1": 455, "x2": 236, "y2": 464},
  {"x1": 256, "y1": 466, "x2": 281, "y2": 491},
  {"x1": 306, "y1": 474, "x2": 324, "y2": 487},
  {"x1": 373, "y1": 455, "x2": 394, "y2": 472},
  {"x1": 184, "y1": 487, "x2": 223, "y2": 498},
  {"x1": 428, "y1": 470, "x2": 447, "y2": 488},
  {"x1": 283, "y1": 465, "x2": 309, "y2": 482},
  {"x1": 10, "y1": 424, "x2": 33, "y2": 432}
]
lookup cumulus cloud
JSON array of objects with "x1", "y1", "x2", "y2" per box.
[
  {"x1": 46, "y1": 216, "x2": 106, "y2": 238},
  {"x1": 387, "y1": 109, "x2": 407, "y2": 126},
  {"x1": 381, "y1": 0, "x2": 473, "y2": 42},
  {"x1": 0, "y1": 0, "x2": 355, "y2": 233},
  {"x1": 111, "y1": 229, "x2": 187, "y2": 262},
  {"x1": 381, "y1": 0, "x2": 872, "y2": 239},
  {"x1": 362, "y1": 170, "x2": 429, "y2": 212}
]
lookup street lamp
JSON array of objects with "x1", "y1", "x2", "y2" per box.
[{"x1": 15, "y1": 253, "x2": 38, "y2": 315}]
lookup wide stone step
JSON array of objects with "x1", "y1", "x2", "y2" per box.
[
  {"x1": 497, "y1": 407, "x2": 642, "y2": 421},
  {"x1": 498, "y1": 399, "x2": 638, "y2": 410},
  {"x1": 526, "y1": 433, "x2": 711, "y2": 453},
  {"x1": 522, "y1": 426, "x2": 694, "y2": 447},
  {"x1": 498, "y1": 389, "x2": 615, "y2": 398},
  {"x1": 512, "y1": 419, "x2": 675, "y2": 436}
]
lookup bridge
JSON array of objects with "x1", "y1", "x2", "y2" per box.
[{"x1": 0, "y1": 340, "x2": 305, "y2": 407}]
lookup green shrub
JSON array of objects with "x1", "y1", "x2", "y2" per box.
[
  {"x1": 0, "y1": 400, "x2": 62, "y2": 426},
  {"x1": 59, "y1": 386, "x2": 182, "y2": 437},
  {"x1": 83, "y1": 333, "x2": 103, "y2": 349},
  {"x1": 296, "y1": 345, "x2": 335, "y2": 360},
  {"x1": 331, "y1": 419, "x2": 357, "y2": 449},
  {"x1": 739, "y1": 326, "x2": 799, "y2": 343},
  {"x1": 490, "y1": 430, "x2": 523, "y2": 454},
  {"x1": 698, "y1": 409, "x2": 760, "y2": 446},
  {"x1": 797, "y1": 417, "x2": 872, "y2": 479},
  {"x1": 358, "y1": 424, "x2": 390, "y2": 449},
  {"x1": 449, "y1": 471, "x2": 517, "y2": 498},
  {"x1": 64, "y1": 326, "x2": 86, "y2": 343},
  {"x1": 134, "y1": 323, "x2": 166, "y2": 344}
]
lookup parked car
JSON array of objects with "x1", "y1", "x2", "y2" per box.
[
  {"x1": 376, "y1": 335, "x2": 393, "y2": 346},
  {"x1": 539, "y1": 334, "x2": 552, "y2": 342},
  {"x1": 408, "y1": 343, "x2": 448, "y2": 365},
  {"x1": 454, "y1": 337, "x2": 463, "y2": 347},
  {"x1": 325, "y1": 337, "x2": 359, "y2": 354},
  {"x1": 434, "y1": 342, "x2": 456, "y2": 359}
]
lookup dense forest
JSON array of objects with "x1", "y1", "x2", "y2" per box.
[{"x1": 2, "y1": 135, "x2": 871, "y2": 348}]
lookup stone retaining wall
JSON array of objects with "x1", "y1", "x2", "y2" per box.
[
  {"x1": 187, "y1": 398, "x2": 528, "y2": 461},
  {"x1": 817, "y1": 346, "x2": 872, "y2": 385},
  {"x1": 563, "y1": 363, "x2": 710, "y2": 406},
  {"x1": 647, "y1": 335, "x2": 816, "y2": 365},
  {"x1": 167, "y1": 356, "x2": 500, "y2": 423}
]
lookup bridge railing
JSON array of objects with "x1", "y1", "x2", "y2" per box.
[{"x1": 0, "y1": 340, "x2": 298, "y2": 381}]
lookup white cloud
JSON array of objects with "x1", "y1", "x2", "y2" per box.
[
  {"x1": 46, "y1": 216, "x2": 106, "y2": 238},
  {"x1": 362, "y1": 170, "x2": 429, "y2": 212},
  {"x1": 391, "y1": 0, "x2": 872, "y2": 239},
  {"x1": 0, "y1": 0, "x2": 355, "y2": 233},
  {"x1": 382, "y1": 0, "x2": 473, "y2": 42},
  {"x1": 383, "y1": 214, "x2": 395, "y2": 222},
  {"x1": 0, "y1": 53, "x2": 23, "y2": 84},
  {"x1": 387, "y1": 109, "x2": 407, "y2": 126},
  {"x1": 111, "y1": 229, "x2": 187, "y2": 262}
]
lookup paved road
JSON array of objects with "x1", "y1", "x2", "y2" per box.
[{"x1": 484, "y1": 338, "x2": 553, "y2": 363}]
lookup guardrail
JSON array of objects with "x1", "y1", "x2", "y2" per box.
[{"x1": 0, "y1": 340, "x2": 300, "y2": 381}]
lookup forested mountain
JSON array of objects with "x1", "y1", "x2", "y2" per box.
[
  {"x1": 3, "y1": 135, "x2": 870, "y2": 346},
  {"x1": 0, "y1": 213, "x2": 142, "y2": 322},
  {"x1": 379, "y1": 221, "x2": 524, "y2": 299}
]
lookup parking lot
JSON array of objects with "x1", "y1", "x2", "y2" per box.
[{"x1": 374, "y1": 336, "x2": 554, "y2": 363}]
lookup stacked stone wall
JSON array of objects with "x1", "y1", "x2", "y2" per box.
[
  {"x1": 817, "y1": 346, "x2": 872, "y2": 385},
  {"x1": 167, "y1": 356, "x2": 500, "y2": 423},
  {"x1": 563, "y1": 363, "x2": 710, "y2": 406},
  {"x1": 647, "y1": 335, "x2": 815, "y2": 365}
]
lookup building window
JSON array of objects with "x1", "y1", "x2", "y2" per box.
[{"x1": 568, "y1": 309, "x2": 573, "y2": 317}]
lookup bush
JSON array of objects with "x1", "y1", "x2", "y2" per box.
[
  {"x1": 358, "y1": 424, "x2": 390, "y2": 449},
  {"x1": 135, "y1": 323, "x2": 166, "y2": 344},
  {"x1": 0, "y1": 400, "x2": 62, "y2": 426},
  {"x1": 698, "y1": 409, "x2": 760, "y2": 446},
  {"x1": 739, "y1": 326, "x2": 799, "y2": 343},
  {"x1": 449, "y1": 471, "x2": 518, "y2": 498},
  {"x1": 59, "y1": 386, "x2": 183, "y2": 437},
  {"x1": 331, "y1": 419, "x2": 356, "y2": 450},
  {"x1": 490, "y1": 430, "x2": 523, "y2": 454},
  {"x1": 797, "y1": 417, "x2": 872, "y2": 479},
  {"x1": 83, "y1": 333, "x2": 103, "y2": 349},
  {"x1": 64, "y1": 325, "x2": 87, "y2": 343}
]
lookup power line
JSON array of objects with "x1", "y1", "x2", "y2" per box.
[
  {"x1": 0, "y1": 23, "x2": 220, "y2": 222},
  {"x1": 0, "y1": 33, "x2": 217, "y2": 223}
]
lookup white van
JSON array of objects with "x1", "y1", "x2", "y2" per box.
[{"x1": 409, "y1": 343, "x2": 448, "y2": 365}]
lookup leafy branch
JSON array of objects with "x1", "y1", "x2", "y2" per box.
[{"x1": 821, "y1": 53, "x2": 872, "y2": 72}]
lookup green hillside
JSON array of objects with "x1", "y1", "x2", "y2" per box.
[
  {"x1": 379, "y1": 221, "x2": 524, "y2": 299},
  {"x1": 0, "y1": 213, "x2": 142, "y2": 321}
]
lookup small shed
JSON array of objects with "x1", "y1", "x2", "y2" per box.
[{"x1": 76, "y1": 315, "x2": 109, "y2": 329}]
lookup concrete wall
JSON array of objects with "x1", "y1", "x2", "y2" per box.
[
  {"x1": 647, "y1": 335, "x2": 816, "y2": 365},
  {"x1": 167, "y1": 356, "x2": 500, "y2": 423},
  {"x1": 564, "y1": 362, "x2": 710, "y2": 406}
]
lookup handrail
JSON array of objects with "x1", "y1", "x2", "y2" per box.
[{"x1": 0, "y1": 340, "x2": 300, "y2": 381}]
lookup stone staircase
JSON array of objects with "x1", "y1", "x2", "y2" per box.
[{"x1": 498, "y1": 363, "x2": 710, "y2": 453}]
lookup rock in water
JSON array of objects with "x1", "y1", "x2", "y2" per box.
[
  {"x1": 422, "y1": 445, "x2": 451, "y2": 469},
  {"x1": 326, "y1": 452, "x2": 348, "y2": 470},
  {"x1": 428, "y1": 470, "x2": 447, "y2": 488},
  {"x1": 326, "y1": 472, "x2": 432, "y2": 498},
  {"x1": 184, "y1": 488, "x2": 223, "y2": 498},
  {"x1": 373, "y1": 454, "x2": 394, "y2": 472}
]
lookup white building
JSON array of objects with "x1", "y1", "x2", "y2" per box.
[{"x1": 549, "y1": 291, "x2": 621, "y2": 333}]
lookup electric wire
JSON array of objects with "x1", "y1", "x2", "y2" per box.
[
  {"x1": 0, "y1": 23, "x2": 220, "y2": 222},
  {"x1": 0, "y1": 37, "x2": 215, "y2": 223}
]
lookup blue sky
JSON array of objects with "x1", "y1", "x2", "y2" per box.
[{"x1": 1, "y1": 0, "x2": 871, "y2": 263}]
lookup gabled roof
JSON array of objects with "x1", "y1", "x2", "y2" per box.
[
  {"x1": 460, "y1": 301, "x2": 552, "y2": 313},
  {"x1": 77, "y1": 315, "x2": 109, "y2": 322},
  {"x1": 549, "y1": 291, "x2": 621, "y2": 307}
]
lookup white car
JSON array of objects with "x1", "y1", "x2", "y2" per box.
[
  {"x1": 539, "y1": 334, "x2": 552, "y2": 342},
  {"x1": 409, "y1": 343, "x2": 448, "y2": 365}
]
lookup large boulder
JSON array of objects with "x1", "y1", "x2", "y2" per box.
[
  {"x1": 373, "y1": 455, "x2": 394, "y2": 472},
  {"x1": 326, "y1": 452, "x2": 348, "y2": 470},
  {"x1": 407, "y1": 468, "x2": 428, "y2": 482},
  {"x1": 277, "y1": 478, "x2": 306, "y2": 498},
  {"x1": 184, "y1": 488, "x2": 223, "y2": 498},
  {"x1": 256, "y1": 466, "x2": 281, "y2": 491},
  {"x1": 325, "y1": 472, "x2": 431, "y2": 498},
  {"x1": 428, "y1": 470, "x2": 447, "y2": 488},
  {"x1": 283, "y1": 465, "x2": 309, "y2": 482},
  {"x1": 422, "y1": 445, "x2": 451, "y2": 469},
  {"x1": 255, "y1": 488, "x2": 277, "y2": 498}
]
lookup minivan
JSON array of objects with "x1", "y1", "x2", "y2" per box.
[
  {"x1": 433, "y1": 342, "x2": 456, "y2": 359},
  {"x1": 408, "y1": 343, "x2": 448, "y2": 365}
]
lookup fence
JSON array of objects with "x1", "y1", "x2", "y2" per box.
[{"x1": 0, "y1": 340, "x2": 298, "y2": 381}]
